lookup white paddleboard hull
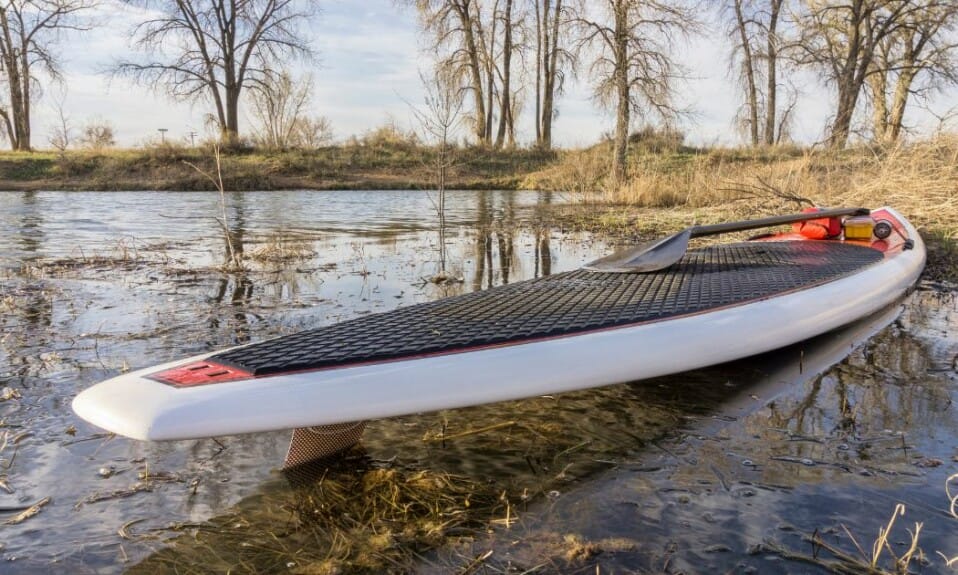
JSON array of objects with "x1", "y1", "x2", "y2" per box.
[{"x1": 72, "y1": 208, "x2": 926, "y2": 441}]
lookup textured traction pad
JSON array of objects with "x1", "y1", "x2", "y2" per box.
[{"x1": 211, "y1": 241, "x2": 883, "y2": 376}]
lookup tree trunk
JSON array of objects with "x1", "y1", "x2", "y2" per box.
[
  {"x1": 0, "y1": 108, "x2": 13, "y2": 145},
  {"x1": 478, "y1": 0, "x2": 498, "y2": 147},
  {"x1": 507, "y1": 97, "x2": 517, "y2": 146},
  {"x1": 495, "y1": 0, "x2": 513, "y2": 148},
  {"x1": 868, "y1": 68, "x2": 889, "y2": 142},
  {"x1": 886, "y1": 28, "x2": 919, "y2": 143},
  {"x1": 486, "y1": 52, "x2": 495, "y2": 145},
  {"x1": 734, "y1": 0, "x2": 759, "y2": 146},
  {"x1": 18, "y1": 42, "x2": 30, "y2": 151},
  {"x1": 0, "y1": 7, "x2": 27, "y2": 150},
  {"x1": 764, "y1": 0, "x2": 782, "y2": 146},
  {"x1": 828, "y1": 0, "x2": 867, "y2": 149},
  {"x1": 612, "y1": 1, "x2": 629, "y2": 183},
  {"x1": 452, "y1": 0, "x2": 487, "y2": 144},
  {"x1": 534, "y1": 0, "x2": 542, "y2": 145},
  {"x1": 830, "y1": 87, "x2": 856, "y2": 149},
  {"x1": 541, "y1": 0, "x2": 561, "y2": 151},
  {"x1": 224, "y1": 84, "x2": 241, "y2": 145},
  {"x1": 887, "y1": 67, "x2": 916, "y2": 142}
]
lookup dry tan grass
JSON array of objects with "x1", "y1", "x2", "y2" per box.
[
  {"x1": 530, "y1": 137, "x2": 958, "y2": 231},
  {"x1": 532, "y1": 136, "x2": 958, "y2": 281},
  {"x1": 247, "y1": 234, "x2": 317, "y2": 263}
]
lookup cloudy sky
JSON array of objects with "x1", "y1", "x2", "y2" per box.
[{"x1": 33, "y1": 0, "x2": 958, "y2": 149}]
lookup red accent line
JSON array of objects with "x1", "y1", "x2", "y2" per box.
[{"x1": 148, "y1": 361, "x2": 254, "y2": 387}]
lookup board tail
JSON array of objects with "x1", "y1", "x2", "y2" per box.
[{"x1": 284, "y1": 421, "x2": 367, "y2": 468}]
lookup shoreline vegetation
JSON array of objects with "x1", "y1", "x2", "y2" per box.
[{"x1": 4, "y1": 131, "x2": 958, "y2": 280}]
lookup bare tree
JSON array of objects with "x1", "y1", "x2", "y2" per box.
[
  {"x1": 413, "y1": 0, "x2": 527, "y2": 149},
  {"x1": 249, "y1": 71, "x2": 332, "y2": 149},
  {"x1": 414, "y1": 0, "x2": 489, "y2": 144},
  {"x1": 47, "y1": 84, "x2": 72, "y2": 152},
  {"x1": 494, "y1": 0, "x2": 514, "y2": 147},
  {"x1": 726, "y1": 0, "x2": 789, "y2": 146},
  {"x1": 78, "y1": 117, "x2": 114, "y2": 150},
  {"x1": 293, "y1": 116, "x2": 333, "y2": 148},
  {"x1": 116, "y1": 0, "x2": 315, "y2": 145},
  {"x1": 0, "y1": 0, "x2": 94, "y2": 151},
  {"x1": 410, "y1": 69, "x2": 464, "y2": 278},
  {"x1": 866, "y1": 4, "x2": 958, "y2": 143},
  {"x1": 571, "y1": 0, "x2": 698, "y2": 182},
  {"x1": 793, "y1": 0, "x2": 949, "y2": 149},
  {"x1": 533, "y1": 0, "x2": 575, "y2": 149},
  {"x1": 248, "y1": 70, "x2": 311, "y2": 149}
]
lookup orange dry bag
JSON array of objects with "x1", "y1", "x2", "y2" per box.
[{"x1": 792, "y1": 207, "x2": 843, "y2": 239}]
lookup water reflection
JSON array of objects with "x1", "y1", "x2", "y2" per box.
[
  {"x1": 422, "y1": 290, "x2": 958, "y2": 575},
  {"x1": 16, "y1": 191, "x2": 44, "y2": 263},
  {"x1": 0, "y1": 190, "x2": 953, "y2": 575},
  {"x1": 120, "y1": 294, "x2": 958, "y2": 575},
  {"x1": 0, "y1": 189, "x2": 602, "y2": 573}
]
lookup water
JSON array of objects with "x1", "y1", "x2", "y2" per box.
[{"x1": 0, "y1": 190, "x2": 955, "y2": 574}]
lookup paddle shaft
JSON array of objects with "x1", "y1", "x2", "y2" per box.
[
  {"x1": 688, "y1": 207, "x2": 870, "y2": 238},
  {"x1": 583, "y1": 206, "x2": 871, "y2": 273}
]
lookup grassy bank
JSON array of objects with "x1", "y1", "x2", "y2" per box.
[
  {"x1": 0, "y1": 143, "x2": 556, "y2": 191},
  {"x1": 3, "y1": 136, "x2": 958, "y2": 280},
  {"x1": 529, "y1": 136, "x2": 958, "y2": 282}
]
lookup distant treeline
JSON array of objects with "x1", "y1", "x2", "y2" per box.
[{"x1": 2, "y1": 1, "x2": 957, "y2": 185}]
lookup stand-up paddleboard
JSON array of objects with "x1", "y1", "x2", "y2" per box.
[{"x1": 73, "y1": 207, "x2": 925, "y2": 467}]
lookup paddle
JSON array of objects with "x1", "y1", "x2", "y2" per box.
[{"x1": 584, "y1": 207, "x2": 870, "y2": 273}]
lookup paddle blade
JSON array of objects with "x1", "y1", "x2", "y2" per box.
[{"x1": 583, "y1": 229, "x2": 692, "y2": 273}]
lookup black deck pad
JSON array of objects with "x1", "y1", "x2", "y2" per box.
[{"x1": 212, "y1": 241, "x2": 883, "y2": 375}]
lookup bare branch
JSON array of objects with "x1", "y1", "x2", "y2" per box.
[
  {"x1": 0, "y1": 0, "x2": 96, "y2": 151},
  {"x1": 115, "y1": 0, "x2": 316, "y2": 144}
]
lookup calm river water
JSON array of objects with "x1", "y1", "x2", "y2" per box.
[{"x1": 0, "y1": 190, "x2": 955, "y2": 574}]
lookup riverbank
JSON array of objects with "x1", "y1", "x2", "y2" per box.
[
  {"x1": 4, "y1": 137, "x2": 958, "y2": 281},
  {"x1": 0, "y1": 144, "x2": 556, "y2": 191},
  {"x1": 536, "y1": 136, "x2": 958, "y2": 282}
]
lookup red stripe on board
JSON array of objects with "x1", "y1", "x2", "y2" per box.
[{"x1": 148, "y1": 361, "x2": 254, "y2": 387}]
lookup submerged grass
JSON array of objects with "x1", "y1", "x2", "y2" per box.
[
  {"x1": 247, "y1": 235, "x2": 318, "y2": 263},
  {"x1": 126, "y1": 453, "x2": 508, "y2": 574},
  {"x1": 761, "y1": 502, "x2": 936, "y2": 575}
]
